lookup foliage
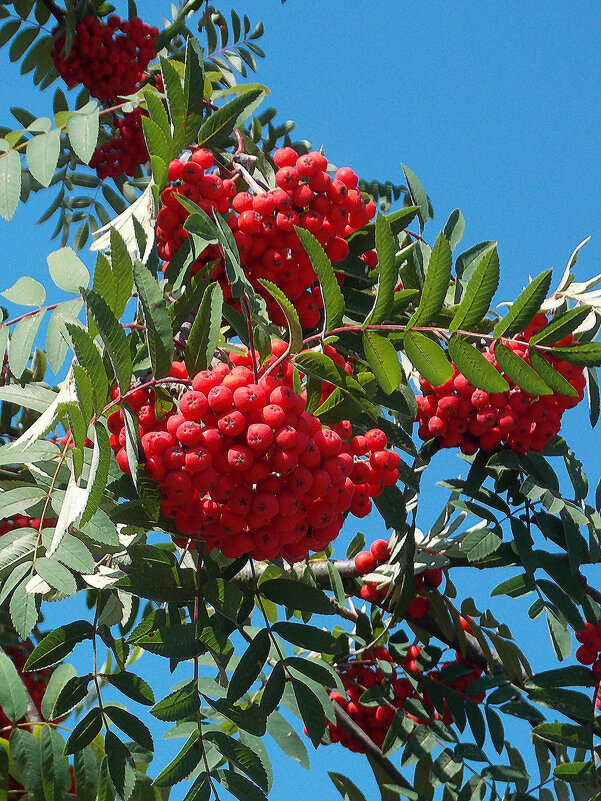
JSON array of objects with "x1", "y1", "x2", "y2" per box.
[{"x1": 0, "y1": 3, "x2": 601, "y2": 801}]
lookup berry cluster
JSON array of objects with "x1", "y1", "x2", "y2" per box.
[
  {"x1": 0, "y1": 641, "x2": 53, "y2": 733},
  {"x1": 575, "y1": 622, "x2": 601, "y2": 685},
  {"x1": 353, "y1": 539, "x2": 443, "y2": 616},
  {"x1": 0, "y1": 516, "x2": 53, "y2": 537},
  {"x1": 416, "y1": 315, "x2": 585, "y2": 455},
  {"x1": 156, "y1": 146, "x2": 376, "y2": 328},
  {"x1": 89, "y1": 107, "x2": 149, "y2": 179},
  {"x1": 325, "y1": 649, "x2": 484, "y2": 752},
  {"x1": 108, "y1": 357, "x2": 399, "y2": 561},
  {"x1": 51, "y1": 15, "x2": 158, "y2": 101}
]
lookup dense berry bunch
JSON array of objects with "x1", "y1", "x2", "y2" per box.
[
  {"x1": 108, "y1": 357, "x2": 399, "y2": 561},
  {"x1": 89, "y1": 108, "x2": 149, "y2": 179},
  {"x1": 0, "y1": 516, "x2": 53, "y2": 536},
  {"x1": 575, "y1": 622, "x2": 601, "y2": 686},
  {"x1": 416, "y1": 315, "x2": 585, "y2": 455},
  {"x1": 354, "y1": 539, "x2": 443, "y2": 616},
  {"x1": 325, "y1": 650, "x2": 484, "y2": 752},
  {"x1": 0, "y1": 641, "x2": 52, "y2": 732},
  {"x1": 156, "y1": 146, "x2": 376, "y2": 328},
  {"x1": 51, "y1": 15, "x2": 158, "y2": 100}
]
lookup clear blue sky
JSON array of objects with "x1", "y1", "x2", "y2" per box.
[{"x1": 1, "y1": 1, "x2": 601, "y2": 799}]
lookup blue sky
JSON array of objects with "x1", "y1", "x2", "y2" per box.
[{"x1": 1, "y1": 1, "x2": 601, "y2": 799}]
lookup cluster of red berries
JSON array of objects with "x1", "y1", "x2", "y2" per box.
[
  {"x1": 108, "y1": 356, "x2": 400, "y2": 561},
  {"x1": 325, "y1": 649, "x2": 485, "y2": 752},
  {"x1": 156, "y1": 146, "x2": 376, "y2": 328},
  {"x1": 353, "y1": 539, "x2": 443, "y2": 615},
  {"x1": 0, "y1": 641, "x2": 53, "y2": 732},
  {"x1": 0, "y1": 516, "x2": 53, "y2": 537},
  {"x1": 575, "y1": 622, "x2": 601, "y2": 690},
  {"x1": 416, "y1": 315, "x2": 585, "y2": 455},
  {"x1": 51, "y1": 15, "x2": 158, "y2": 101},
  {"x1": 89, "y1": 107, "x2": 149, "y2": 179}
]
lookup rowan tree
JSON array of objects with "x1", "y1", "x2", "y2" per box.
[{"x1": 0, "y1": 2, "x2": 600, "y2": 801}]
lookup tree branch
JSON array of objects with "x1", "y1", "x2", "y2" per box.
[
  {"x1": 0, "y1": 646, "x2": 41, "y2": 725},
  {"x1": 39, "y1": 0, "x2": 65, "y2": 24}
]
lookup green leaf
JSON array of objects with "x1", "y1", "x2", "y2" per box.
[
  {"x1": 449, "y1": 246, "x2": 499, "y2": 332},
  {"x1": 150, "y1": 680, "x2": 200, "y2": 722},
  {"x1": 407, "y1": 232, "x2": 452, "y2": 327},
  {"x1": 79, "y1": 422, "x2": 111, "y2": 527},
  {"x1": 526, "y1": 687, "x2": 593, "y2": 720},
  {"x1": 35, "y1": 557, "x2": 77, "y2": 596},
  {"x1": 0, "y1": 148, "x2": 21, "y2": 220},
  {"x1": 26, "y1": 129, "x2": 60, "y2": 187},
  {"x1": 493, "y1": 269, "x2": 553, "y2": 338},
  {"x1": 401, "y1": 164, "x2": 430, "y2": 230},
  {"x1": 40, "y1": 724, "x2": 71, "y2": 801},
  {"x1": 105, "y1": 731, "x2": 135, "y2": 801},
  {"x1": 0, "y1": 649, "x2": 29, "y2": 722},
  {"x1": 67, "y1": 106, "x2": 100, "y2": 164},
  {"x1": 227, "y1": 630, "x2": 270, "y2": 702},
  {"x1": 0, "y1": 382, "x2": 57, "y2": 412},
  {"x1": 153, "y1": 730, "x2": 202, "y2": 786},
  {"x1": 47, "y1": 247, "x2": 90, "y2": 295},
  {"x1": 81, "y1": 288, "x2": 132, "y2": 394},
  {"x1": 261, "y1": 578, "x2": 333, "y2": 615},
  {"x1": 185, "y1": 282, "x2": 223, "y2": 376},
  {"x1": 214, "y1": 769, "x2": 267, "y2": 801},
  {"x1": 104, "y1": 705, "x2": 153, "y2": 751},
  {"x1": 272, "y1": 622, "x2": 338, "y2": 654},
  {"x1": 258, "y1": 280, "x2": 303, "y2": 353},
  {"x1": 204, "y1": 731, "x2": 268, "y2": 791},
  {"x1": 530, "y1": 306, "x2": 592, "y2": 345},
  {"x1": 551, "y1": 342, "x2": 601, "y2": 367},
  {"x1": 53, "y1": 674, "x2": 92, "y2": 718},
  {"x1": 9, "y1": 310, "x2": 45, "y2": 377},
  {"x1": 2, "y1": 275, "x2": 45, "y2": 306},
  {"x1": 494, "y1": 343, "x2": 553, "y2": 395},
  {"x1": 73, "y1": 747, "x2": 99, "y2": 801},
  {"x1": 529, "y1": 350, "x2": 579, "y2": 397},
  {"x1": 266, "y1": 710, "x2": 310, "y2": 769},
  {"x1": 9, "y1": 729, "x2": 42, "y2": 797},
  {"x1": 526, "y1": 665, "x2": 595, "y2": 690},
  {"x1": 40, "y1": 663, "x2": 77, "y2": 720},
  {"x1": 363, "y1": 331, "x2": 404, "y2": 395},
  {"x1": 532, "y1": 722, "x2": 592, "y2": 750},
  {"x1": 160, "y1": 57, "x2": 185, "y2": 135},
  {"x1": 107, "y1": 671, "x2": 155, "y2": 706},
  {"x1": 366, "y1": 213, "x2": 397, "y2": 324},
  {"x1": 328, "y1": 772, "x2": 368, "y2": 801},
  {"x1": 197, "y1": 88, "x2": 267, "y2": 149},
  {"x1": 133, "y1": 261, "x2": 174, "y2": 379},
  {"x1": 447, "y1": 335, "x2": 509, "y2": 392},
  {"x1": 0, "y1": 486, "x2": 46, "y2": 518},
  {"x1": 203, "y1": 697, "x2": 266, "y2": 736},
  {"x1": 141, "y1": 115, "x2": 172, "y2": 165},
  {"x1": 109, "y1": 228, "x2": 134, "y2": 320},
  {"x1": 292, "y1": 678, "x2": 325, "y2": 748},
  {"x1": 65, "y1": 707, "x2": 103, "y2": 755},
  {"x1": 295, "y1": 227, "x2": 344, "y2": 331},
  {"x1": 25, "y1": 621, "x2": 94, "y2": 670},
  {"x1": 9, "y1": 580, "x2": 38, "y2": 639},
  {"x1": 294, "y1": 350, "x2": 367, "y2": 404},
  {"x1": 66, "y1": 324, "x2": 109, "y2": 414},
  {"x1": 183, "y1": 38, "x2": 205, "y2": 129},
  {"x1": 443, "y1": 208, "x2": 466, "y2": 251},
  {"x1": 553, "y1": 762, "x2": 596, "y2": 783},
  {"x1": 403, "y1": 330, "x2": 454, "y2": 386}
]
